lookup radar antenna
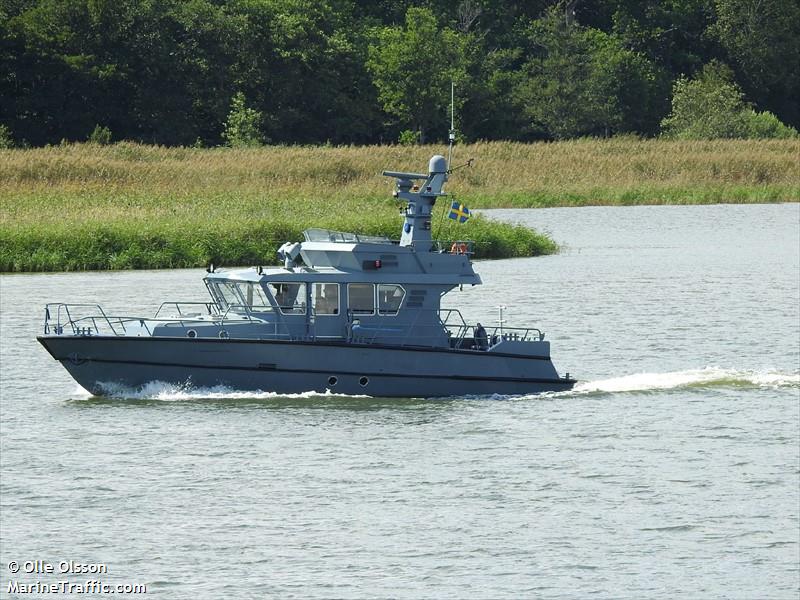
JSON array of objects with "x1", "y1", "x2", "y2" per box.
[{"x1": 445, "y1": 83, "x2": 473, "y2": 173}]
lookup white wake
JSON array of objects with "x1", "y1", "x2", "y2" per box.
[
  {"x1": 76, "y1": 381, "x2": 368, "y2": 401},
  {"x1": 574, "y1": 366, "x2": 799, "y2": 394},
  {"x1": 74, "y1": 367, "x2": 798, "y2": 400}
]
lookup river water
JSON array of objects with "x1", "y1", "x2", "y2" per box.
[{"x1": 1, "y1": 204, "x2": 798, "y2": 599}]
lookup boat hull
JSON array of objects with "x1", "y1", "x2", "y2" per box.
[{"x1": 38, "y1": 335, "x2": 575, "y2": 398}]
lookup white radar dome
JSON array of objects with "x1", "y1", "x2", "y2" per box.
[{"x1": 428, "y1": 155, "x2": 447, "y2": 174}]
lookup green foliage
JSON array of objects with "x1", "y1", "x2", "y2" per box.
[
  {"x1": 398, "y1": 129, "x2": 420, "y2": 145},
  {"x1": 0, "y1": 124, "x2": 13, "y2": 148},
  {"x1": 3, "y1": 139, "x2": 798, "y2": 272},
  {"x1": 661, "y1": 62, "x2": 746, "y2": 139},
  {"x1": 226, "y1": 0, "x2": 379, "y2": 145},
  {"x1": 661, "y1": 61, "x2": 798, "y2": 140},
  {"x1": 0, "y1": 212, "x2": 555, "y2": 272},
  {"x1": 87, "y1": 124, "x2": 112, "y2": 145},
  {"x1": 366, "y1": 7, "x2": 468, "y2": 142},
  {"x1": 710, "y1": 0, "x2": 800, "y2": 127},
  {"x1": 453, "y1": 214, "x2": 558, "y2": 259},
  {"x1": 222, "y1": 92, "x2": 263, "y2": 148},
  {"x1": 1, "y1": 0, "x2": 798, "y2": 145},
  {"x1": 742, "y1": 110, "x2": 799, "y2": 140},
  {"x1": 514, "y1": 8, "x2": 665, "y2": 139},
  {"x1": 602, "y1": 0, "x2": 714, "y2": 76}
]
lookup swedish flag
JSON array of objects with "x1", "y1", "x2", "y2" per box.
[{"x1": 448, "y1": 201, "x2": 470, "y2": 223}]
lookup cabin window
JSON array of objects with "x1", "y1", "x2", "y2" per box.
[
  {"x1": 210, "y1": 281, "x2": 273, "y2": 312},
  {"x1": 312, "y1": 283, "x2": 339, "y2": 315},
  {"x1": 378, "y1": 284, "x2": 405, "y2": 315},
  {"x1": 266, "y1": 282, "x2": 306, "y2": 315},
  {"x1": 348, "y1": 283, "x2": 375, "y2": 315},
  {"x1": 216, "y1": 281, "x2": 245, "y2": 310},
  {"x1": 242, "y1": 282, "x2": 271, "y2": 309}
]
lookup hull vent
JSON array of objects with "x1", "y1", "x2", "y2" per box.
[{"x1": 407, "y1": 289, "x2": 427, "y2": 308}]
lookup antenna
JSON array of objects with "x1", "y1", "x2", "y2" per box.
[
  {"x1": 496, "y1": 305, "x2": 506, "y2": 336},
  {"x1": 448, "y1": 80, "x2": 455, "y2": 168}
]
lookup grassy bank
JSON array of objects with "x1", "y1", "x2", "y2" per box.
[{"x1": 1, "y1": 139, "x2": 797, "y2": 271}]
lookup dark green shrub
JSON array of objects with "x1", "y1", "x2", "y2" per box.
[
  {"x1": 743, "y1": 110, "x2": 798, "y2": 139},
  {"x1": 661, "y1": 62, "x2": 748, "y2": 139},
  {"x1": 222, "y1": 93, "x2": 263, "y2": 148},
  {"x1": 88, "y1": 125, "x2": 113, "y2": 145},
  {"x1": 662, "y1": 61, "x2": 798, "y2": 140},
  {"x1": 0, "y1": 125, "x2": 13, "y2": 148}
]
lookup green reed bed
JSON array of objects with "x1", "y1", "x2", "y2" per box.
[
  {"x1": 0, "y1": 191, "x2": 554, "y2": 272},
  {"x1": 1, "y1": 139, "x2": 797, "y2": 271}
]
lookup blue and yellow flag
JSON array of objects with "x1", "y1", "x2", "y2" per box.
[{"x1": 448, "y1": 201, "x2": 470, "y2": 223}]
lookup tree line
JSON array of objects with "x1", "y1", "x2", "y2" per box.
[{"x1": 1, "y1": 0, "x2": 798, "y2": 148}]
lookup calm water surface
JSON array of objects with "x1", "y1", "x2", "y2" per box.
[{"x1": 1, "y1": 204, "x2": 798, "y2": 599}]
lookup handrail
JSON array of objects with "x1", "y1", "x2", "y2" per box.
[
  {"x1": 42, "y1": 303, "x2": 544, "y2": 346},
  {"x1": 154, "y1": 301, "x2": 217, "y2": 319},
  {"x1": 44, "y1": 303, "x2": 123, "y2": 336},
  {"x1": 304, "y1": 228, "x2": 393, "y2": 244},
  {"x1": 344, "y1": 307, "x2": 542, "y2": 350},
  {"x1": 43, "y1": 302, "x2": 250, "y2": 337},
  {"x1": 303, "y1": 231, "x2": 478, "y2": 255}
]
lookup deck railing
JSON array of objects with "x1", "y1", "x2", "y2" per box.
[
  {"x1": 302, "y1": 229, "x2": 476, "y2": 256},
  {"x1": 42, "y1": 303, "x2": 543, "y2": 350},
  {"x1": 153, "y1": 301, "x2": 218, "y2": 319},
  {"x1": 42, "y1": 302, "x2": 273, "y2": 338},
  {"x1": 345, "y1": 308, "x2": 542, "y2": 350},
  {"x1": 41, "y1": 302, "x2": 109, "y2": 336}
]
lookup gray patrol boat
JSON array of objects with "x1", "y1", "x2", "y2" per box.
[{"x1": 38, "y1": 155, "x2": 575, "y2": 397}]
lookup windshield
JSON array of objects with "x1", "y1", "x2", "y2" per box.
[{"x1": 209, "y1": 281, "x2": 273, "y2": 312}]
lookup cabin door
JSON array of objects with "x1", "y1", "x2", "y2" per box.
[{"x1": 311, "y1": 283, "x2": 345, "y2": 340}]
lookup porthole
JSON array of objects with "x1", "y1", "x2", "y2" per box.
[
  {"x1": 218, "y1": 329, "x2": 229, "y2": 339},
  {"x1": 187, "y1": 329, "x2": 197, "y2": 338},
  {"x1": 359, "y1": 376, "x2": 369, "y2": 387},
  {"x1": 328, "y1": 376, "x2": 338, "y2": 386}
]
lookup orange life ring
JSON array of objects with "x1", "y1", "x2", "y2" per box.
[{"x1": 450, "y1": 242, "x2": 468, "y2": 255}]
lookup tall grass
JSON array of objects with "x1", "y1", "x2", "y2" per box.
[
  {"x1": 1, "y1": 139, "x2": 797, "y2": 271},
  {"x1": 0, "y1": 215, "x2": 554, "y2": 272}
]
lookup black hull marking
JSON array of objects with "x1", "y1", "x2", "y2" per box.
[{"x1": 37, "y1": 335, "x2": 552, "y2": 361}]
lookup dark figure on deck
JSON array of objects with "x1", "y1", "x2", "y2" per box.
[{"x1": 474, "y1": 322, "x2": 488, "y2": 350}]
